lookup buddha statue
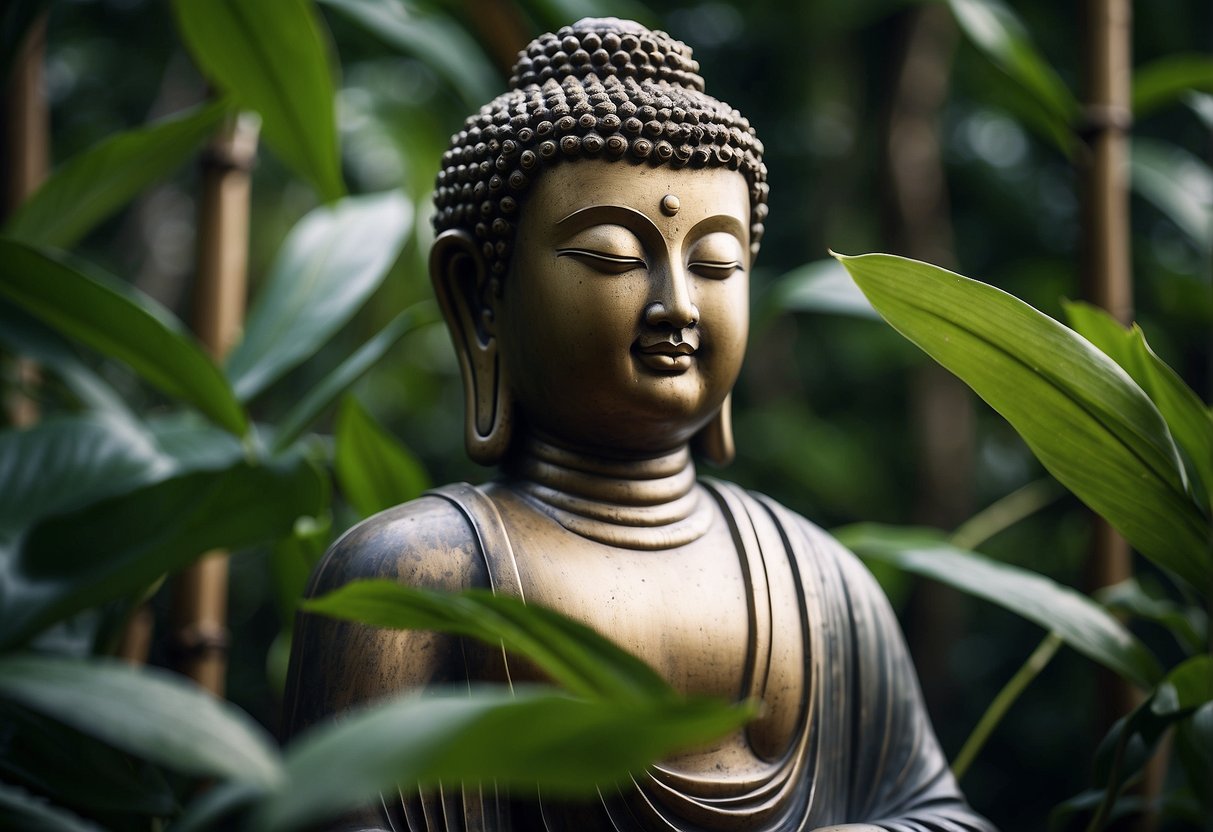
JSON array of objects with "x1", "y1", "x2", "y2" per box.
[{"x1": 284, "y1": 18, "x2": 995, "y2": 832}]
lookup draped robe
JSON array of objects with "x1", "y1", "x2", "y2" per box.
[{"x1": 284, "y1": 480, "x2": 996, "y2": 832}]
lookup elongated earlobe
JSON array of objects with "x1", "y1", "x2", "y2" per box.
[
  {"x1": 694, "y1": 393, "x2": 735, "y2": 466},
  {"x1": 430, "y1": 229, "x2": 513, "y2": 465}
]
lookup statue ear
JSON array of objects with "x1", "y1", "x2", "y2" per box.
[
  {"x1": 693, "y1": 393, "x2": 735, "y2": 467},
  {"x1": 430, "y1": 229, "x2": 513, "y2": 465}
]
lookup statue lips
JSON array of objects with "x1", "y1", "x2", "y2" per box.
[{"x1": 634, "y1": 330, "x2": 699, "y2": 373}]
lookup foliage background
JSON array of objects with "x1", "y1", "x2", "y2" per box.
[{"x1": 1, "y1": 0, "x2": 1209, "y2": 829}]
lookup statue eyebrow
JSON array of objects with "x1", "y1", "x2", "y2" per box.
[{"x1": 553, "y1": 204, "x2": 661, "y2": 242}]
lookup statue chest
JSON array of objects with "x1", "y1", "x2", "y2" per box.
[{"x1": 477, "y1": 483, "x2": 811, "y2": 774}]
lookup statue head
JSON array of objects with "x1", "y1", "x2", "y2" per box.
[{"x1": 430, "y1": 17, "x2": 768, "y2": 467}]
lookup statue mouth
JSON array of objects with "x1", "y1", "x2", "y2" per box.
[{"x1": 634, "y1": 331, "x2": 698, "y2": 372}]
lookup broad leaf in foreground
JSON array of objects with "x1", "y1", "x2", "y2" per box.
[
  {"x1": 172, "y1": 0, "x2": 344, "y2": 201},
  {"x1": 835, "y1": 524, "x2": 1162, "y2": 688},
  {"x1": 0, "y1": 457, "x2": 326, "y2": 649},
  {"x1": 3, "y1": 100, "x2": 227, "y2": 249},
  {"x1": 0, "y1": 655, "x2": 283, "y2": 788},
  {"x1": 836, "y1": 252, "x2": 1210, "y2": 591},
  {"x1": 1132, "y1": 53, "x2": 1213, "y2": 118},
  {"x1": 0, "y1": 241, "x2": 248, "y2": 435},
  {"x1": 259, "y1": 687, "x2": 753, "y2": 832},
  {"x1": 225, "y1": 191, "x2": 412, "y2": 401},
  {"x1": 305, "y1": 580, "x2": 675, "y2": 702}
]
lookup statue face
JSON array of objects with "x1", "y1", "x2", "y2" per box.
[{"x1": 498, "y1": 160, "x2": 750, "y2": 455}]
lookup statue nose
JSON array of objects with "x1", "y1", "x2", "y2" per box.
[{"x1": 644, "y1": 266, "x2": 699, "y2": 328}]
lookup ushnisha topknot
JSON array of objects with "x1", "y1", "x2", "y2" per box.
[{"x1": 433, "y1": 17, "x2": 769, "y2": 278}]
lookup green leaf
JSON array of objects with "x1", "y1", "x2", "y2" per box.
[
  {"x1": 0, "y1": 413, "x2": 173, "y2": 537},
  {"x1": 1175, "y1": 703, "x2": 1212, "y2": 812},
  {"x1": 0, "y1": 654, "x2": 283, "y2": 788},
  {"x1": 834, "y1": 523, "x2": 1163, "y2": 688},
  {"x1": 258, "y1": 686, "x2": 753, "y2": 832},
  {"x1": 0, "y1": 456, "x2": 327, "y2": 649},
  {"x1": 317, "y1": 0, "x2": 499, "y2": 107},
  {"x1": 271, "y1": 514, "x2": 331, "y2": 625},
  {"x1": 1097, "y1": 578, "x2": 1208, "y2": 655},
  {"x1": 271, "y1": 302, "x2": 436, "y2": 453},
  {"x1": 947, "y1": 0, "x2": 1078, "y2": 133},
  {"x1": 836, "y1": 252, "x2": 1211, "y2": 592},
  {"x1": 1132, "y1": 54, "x2": 1213, "y2": 118},
  {"x1": 3, "y1": 101, "x2": 227, "y2": 249},
  {"x1": 0, "y1": 781, "x2": 101, "y2": 832},
  {"x1": 1129, "y1": 138, "x2": 1213, "y2": 256},
  {"x1": 1089, "y1": 656, "x2": 1213, "y2": 828},
  {"x1": 0, "y1": 702, "x2": 178, "y2": 818},
  {"x1": 225, "y1": 191, "x2": 412, "y2": 401},
  {"x1": 0, "y1": 301, "x2": 130, "y2": 415},
  {"x1": 768, "y1": 258, "x2": 879, "y2": 319},
  {"x1": 304, "y1": 580, "x2": 675, "y2": 702},
  {"x1": 334, "y1": 396, "x2": 429, "y2": 517},
  {"x1": 1065, "y1": 300, "x2": 1213, "y2": 508},
  {"x1": 0, "y1": 241, "x2": 248, "y2": 435},
  {"x1": 171, "y1": 0, "x2": 344, "y2": 201}
]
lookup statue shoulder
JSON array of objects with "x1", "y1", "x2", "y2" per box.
[{"x1": 306, "y1": 486, "x2": 490, "y2": 598}]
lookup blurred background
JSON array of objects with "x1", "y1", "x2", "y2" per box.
[{"x1": 6, "y1": 0, "x2": 1210, "y2": 828}]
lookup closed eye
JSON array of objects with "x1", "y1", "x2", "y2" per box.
[
  {"x1": 557, "y1": 248, "x2": 647, "y2": 274},
  {"x1": 689, "y1": 260, "x2": 743, "y2": 280}
]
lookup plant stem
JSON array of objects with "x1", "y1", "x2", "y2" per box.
[
  {"x1": 952, "y1": 632, "x2": 1063, "y2": 781},
  {"x1": 950, "y1": 478, "x2": 1065, "y2": 551}
]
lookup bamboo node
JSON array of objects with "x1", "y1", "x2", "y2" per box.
[
  {"x1": 168, "y1": 623, "x2": 231, "y2": 659},
  {"x1": 1077, "y1": 104, "x2": 1133, "y2": 139}
]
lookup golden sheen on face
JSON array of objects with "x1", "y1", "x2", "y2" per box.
[{"x1": 499, "y1": 161, "x2": 750, "y2": 455}]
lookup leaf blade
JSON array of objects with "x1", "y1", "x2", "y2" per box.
[
  {"x1": 303, "y1": 580, "x2": 674, "y2": 702},
  {"x1": 172, "y1": 0, "x2": 344, "y2": 201},
  {"x1": 0, "y1": 241, "x2": 248, "y2": 435},
  {"x1": 835, "y1": 523, "x2": 1163, "y2": 688},
  {"x1": 334, "y1": 396, "x2": 430, "y2": 517},
  {"x1": 837, "y1": 252, "x2": 1210, "y2": 591},
  {"x1": 261, "y1": 687, "x2": 752, "y2": 832},
  {"x1": 3, "y1": 101, "x2": 227, "y2": 249},
  {"x1": 225, "y1": 191, "x2": 412, "y2": 401},
  {"x1": 0, "y1": 654, "x2": 283, "y2": 788}
]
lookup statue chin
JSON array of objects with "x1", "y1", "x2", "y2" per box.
[{"x1": 282, "y1": 16, "x2": 996, "y2": 832}]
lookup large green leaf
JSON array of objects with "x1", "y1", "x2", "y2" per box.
[
  {"x1": 271, "y1": 302, "x2": 435, "y2": 452},
  {"x1": 3, "y1": 101, "x2": 227, "y2": 249},
  {"x1": 0, "y1": 413, "x2": 172, "y2": 537},
  {"x1": 835, "y1": 524, "x2": 1163, "y2": 688},
  {"x1": 1097, "y1": 578, "x2": 1208, "y2": 656},
  {"x1": 837, "y1": 252, "x2": 1211, "y2": 591},
  {"x1": 0, "y1": 456, "x2": 326, "y2": 649},
  {"x1": 317, "y1": 0, "x2": 498, "y2": 107},
  {"x1": 0, "y1": 702, "x2": 177, "y2": 818},
  {"x1": 0, "y1": 781, "x2": 100, "y2": 832},
  {"x1": 225, "y1": 191, "x2": 411, "y2": 401},
  {"x1": 0, "y1": 654, "x2": 283, "y2": 788},
  {"x1": 947, "y1": 0, "x2": 1078, "y2": 135},
  {"x1": 0, "y1": 241, "x2": 248, "y2": 435},
  {"x1": 1132, "y1": 53, "x2": 1213, "y2": 118},
  {"x1": 334, "y1": 396, "x2": 429, "y2": 518},
  {"x1": 171, "y1": 0, "x2": 344, "y2": 202},
  {"x1": 1064, "y1": 300, "x2": 1213, "y2": 508},
  {"x1": 304, "y1": 581, "x2": 675, "y2": 702},
  {"x1": 0, "y1": 301, "x2": 129, "y2": 415},
  {"x1": 258, "y1": 687, "x2": 753, "y2": 832},
  {"x1": 1129, "y1": 139, "x2": 1212, "y2": 256}
]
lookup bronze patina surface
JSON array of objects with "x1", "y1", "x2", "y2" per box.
[{"x1": 284, "y1": 17, "x2": 996, "y2": 832}]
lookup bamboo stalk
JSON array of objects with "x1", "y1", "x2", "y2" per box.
[
  {"x1": 2, "y1": 13, "x2": 48, "y2": 428},
  {"x1": 168, "y1": 113, "x2": 258, "y2": 694},
  {"x1": 1079, "y1": 3, "x2": 1161, "y2": 830}
]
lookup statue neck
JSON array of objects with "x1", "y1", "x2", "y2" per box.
[{"x1": 504, "y1": 435, "x2": 713, "y2": 550}]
